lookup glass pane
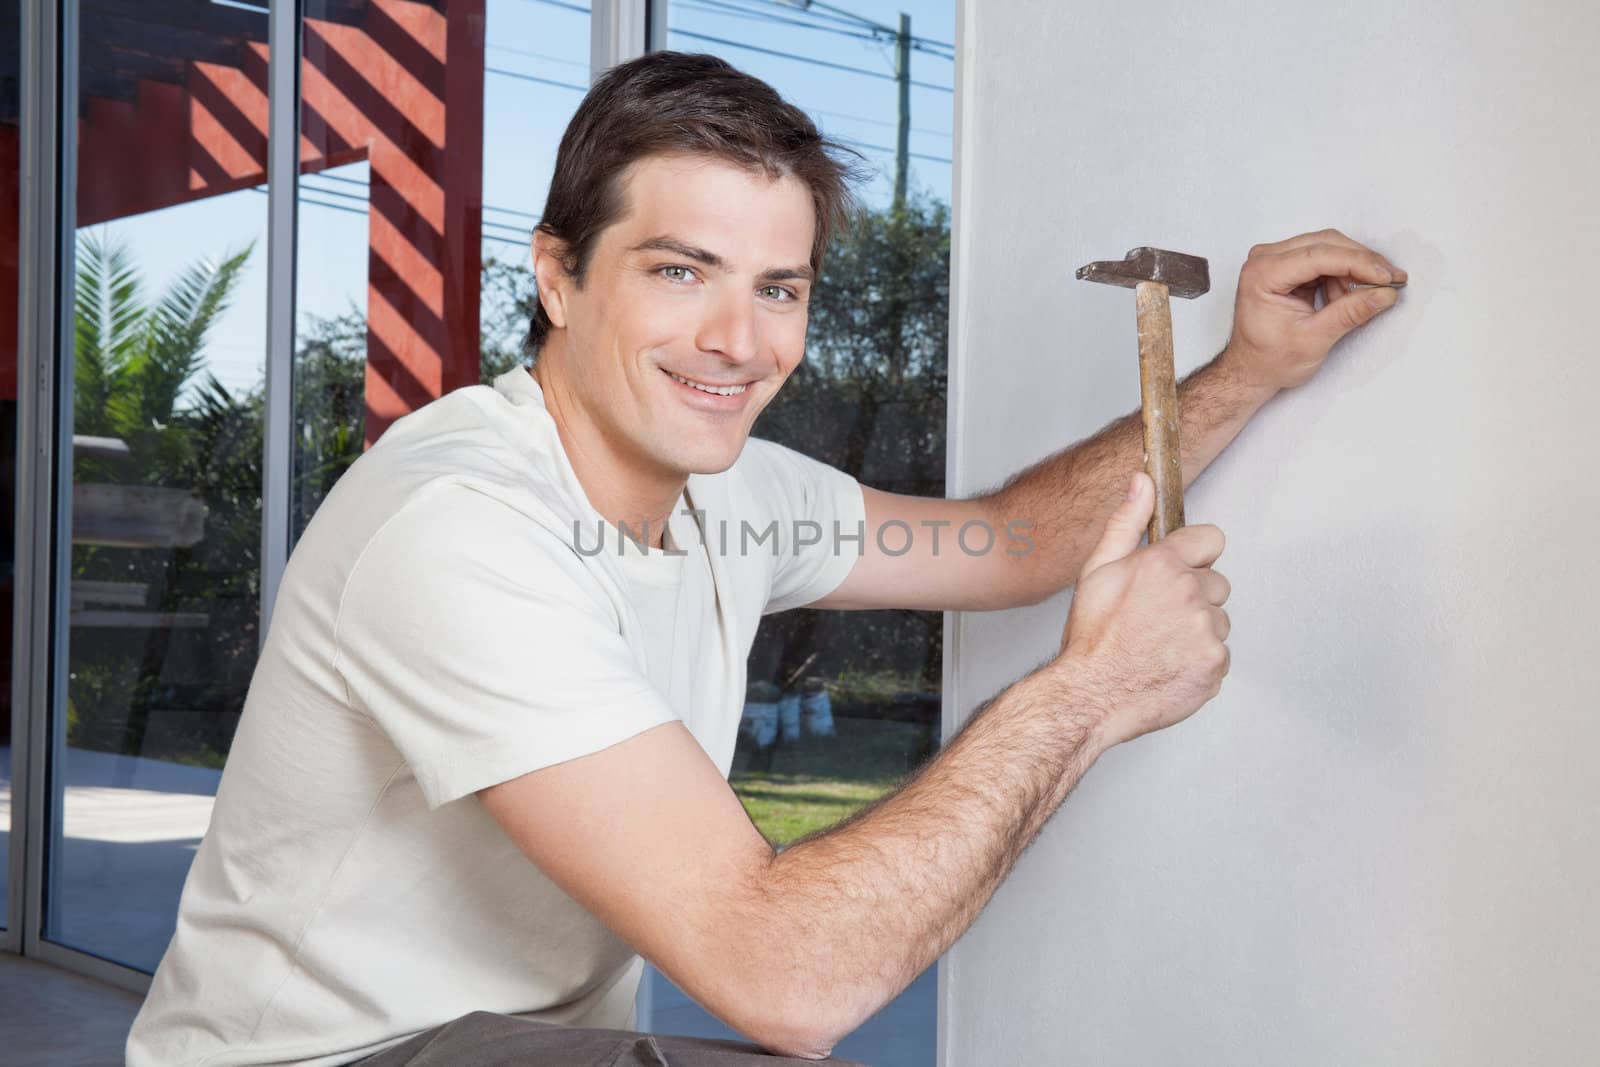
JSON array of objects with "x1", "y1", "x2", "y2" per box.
[
  {"x1": 0, "y1": 0, "x2": 19, "y2": 932},
  {"x1": 292, "y1": 0, "x2": 587, "y2": 539},
  {"x1": 645, "y1": 4, "x2": 955, "y2": 1061},
  {"x1": 45, "y1": 0, "x2": 271, "y2": 969}
]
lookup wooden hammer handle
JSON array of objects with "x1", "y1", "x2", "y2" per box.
[{"x1": 1135, "y1": 281, "x2": 1185, "y2": 542}]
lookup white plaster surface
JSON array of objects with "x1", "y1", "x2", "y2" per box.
[{"x1": 943, "y1": 2, "x2": 1600, "y2": 1063}]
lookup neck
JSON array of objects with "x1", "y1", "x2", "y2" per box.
[{"x1": 528, "y1": 356, "x2": 684, "y2": 550}]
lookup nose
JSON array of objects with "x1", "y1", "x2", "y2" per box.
[{"x1": 695, "y1": 286, "x2": 760, "y2": 366}]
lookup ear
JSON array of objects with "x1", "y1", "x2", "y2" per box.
[{"x1": 531, "y1": 230, "x2": 572, "y2": 330}]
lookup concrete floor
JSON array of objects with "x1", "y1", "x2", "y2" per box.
[{"x1": 0, "y1": 953, "x2": 143, "y2": 1066}]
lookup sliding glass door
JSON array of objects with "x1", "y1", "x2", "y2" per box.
[
  {"x1": 44, "y1": 0, "x2": 272, "y2": 971},
  {"x1": 0, "y1": 0, "x2": 20, "y2": 944}
]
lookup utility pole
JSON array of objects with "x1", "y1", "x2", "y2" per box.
[
  {"x1": 777, "y1": 1, "x2": 914, "y2": 209},
  {"x1": 894, "y1": 12, "x2": 910, "y2": 211}
]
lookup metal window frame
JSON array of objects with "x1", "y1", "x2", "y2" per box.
[
  {"x1": 938, "y1": 6, "x2": 974, "y2": 1066},
  {"x1": 1, "y1": 0, "x2": 295, "y2": 997},
  {"x1": 592, "y1": 0, "x2": 654, "y2": 78},
  {"x1": 5, "y1": 0, "x2": 60, "y2": 960},
  {"x1": 261, "y1": 0, "x2": 300, "y2": 643},
  {"x1": 13, "y1": 0, "x2": 159, "y2": 995}
]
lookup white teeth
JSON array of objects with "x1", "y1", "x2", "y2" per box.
[{"x1": 667, "y1": 371, "x2": 748, "y2": 396}]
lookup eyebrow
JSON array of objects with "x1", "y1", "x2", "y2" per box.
[{"x1": 630, "y1": 235, "x2": 814, "y2": 284}]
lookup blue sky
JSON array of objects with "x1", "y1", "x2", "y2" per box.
[{"x1": 80, "y1": 0, "x2": 955, "y2": 400}]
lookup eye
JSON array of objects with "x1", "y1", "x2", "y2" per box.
[
  {"x1": 759, "y1": 284, "x2": 797, "y2": 302},
  {"x1": 659, "y1": 265, "x2": 695, "y2": 283}
]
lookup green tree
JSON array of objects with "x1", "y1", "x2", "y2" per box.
[
  {"x1": 69, "y1": 232, "x2": 257, "y2": 757},
  {"x1": 73, "y1": 231, "x2": 253, "y2": 484},
  {"x1": 748, "y1": 196, "x2": 951, "y2": 710}
]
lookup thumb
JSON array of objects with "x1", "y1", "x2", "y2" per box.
[
  {"x1": 1079, "y1": 472, "x2": 1152, "y2": 578},
  {"x1": 1311, "y1": 284, "x2": 1398, "y2": 344}
]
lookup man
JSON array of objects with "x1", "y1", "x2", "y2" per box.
[{"x1": 128, "y1": 52, "x2": 1404, "y2": 1066}]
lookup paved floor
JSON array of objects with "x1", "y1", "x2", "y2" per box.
[
  {"x1": 0, "y1": 953, "x2": 143, "y2": 1066},
  {"x1": 0, "y1": 746, "x2": 217, "y2": 971}
]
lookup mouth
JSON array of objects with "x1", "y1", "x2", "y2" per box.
[{"x1": 663, "y1": 368, "x2": 753, "y2": 398}]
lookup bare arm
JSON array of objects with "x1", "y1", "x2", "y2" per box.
[
  {"x1": 480, "y1": 470, "x2": 1231, "y2": 1058},
  {"x1": 813, "y1": 349, "x2": 1275, "y2": 612},
  {"x1": 816, "y1": 227, "x2": 1408, "y2": 615},
  {"x1": 479, "y1": 659, "x2": 1109, "y2": 1059},
  {"x1": 975, "y1": 351, "x2": 1277, "y2": 606},
  {"x1": 751, "y1": 662, "x2": 1109, "y2": 1046}
]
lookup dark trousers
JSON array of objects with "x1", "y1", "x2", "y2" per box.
[{"x1": 354, "y1": 1011, "x2": 871, "y2": 1066}]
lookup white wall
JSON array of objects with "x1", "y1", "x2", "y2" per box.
[{"x1": 942, "y1": 1, "x2": 1600, "y2": 1063}]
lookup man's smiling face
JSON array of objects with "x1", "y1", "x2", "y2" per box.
[{"x1": 534, "y1": 152, "x2": 816, "y2": 480}]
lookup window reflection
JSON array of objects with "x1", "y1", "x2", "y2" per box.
[
  {"x1": 646, "y1": 3, "x2": 954, "y2": 1061},
  {"x1": 292, "y1": 0, "x2": 588, "y2": 538},
  {"x1": 0, "y1": 0, "x2": 19, "y2": 933},
  {"x1": 50, "y1": 0, "x2": 273, "y2": 969}
]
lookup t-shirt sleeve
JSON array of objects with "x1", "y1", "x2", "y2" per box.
[
  {"x1": 735, "y1": 437, "x2": 867, "y2": 615},
  {"x1": 333, "y1": 485, "x2": 678, "y2": 810}
]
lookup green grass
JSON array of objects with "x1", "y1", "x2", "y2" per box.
[{"x1": 730, "y1": 716, "x2": 935, "y2": 846}]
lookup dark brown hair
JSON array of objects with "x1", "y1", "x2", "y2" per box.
[{"x1": 525, "y1": 51, "x2": 865, "y2": 354}]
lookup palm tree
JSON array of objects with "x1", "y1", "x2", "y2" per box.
[
  {"x1": 69, "y1": 230, "x2": 255, "y2": 758},
  {"x1": 73, "y1": 230, "x2": 253, "y2": 479}
]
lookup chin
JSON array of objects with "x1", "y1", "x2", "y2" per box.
[{"x1": 666, "y1": 434, "x2": 748, "y2": 477}]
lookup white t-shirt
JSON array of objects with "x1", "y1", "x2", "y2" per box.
[{"x1": 126, "y1": 367, "x2": 866, "y2": 1067}]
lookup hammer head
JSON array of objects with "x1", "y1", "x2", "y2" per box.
[{"x1": 1076, "y1": 247, "x2": 1210, "y2": 299}]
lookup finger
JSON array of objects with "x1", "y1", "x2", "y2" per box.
[
  {"x1": 1249, "y1": 227, "x2": 1365, "y2": 257},
  {"x1": 1211, "y1": 606, "x2": 1231, "y2": 642},
  {"x1": 1079, "y1": 472, "x2": 1154, "y2": 578},
  {"x1": 1201, "y1": 569, "x2": 1231, "y2": 606},
  {"x1": 1250, "y1": 229, "x2": 1400, "y2": 275},
  {"x1": 1257, "y1": 243, "x2": 1400, "y2": 295},
  {"x1": 1319, "y1": 272, "x2": 1369, "y2": 315},
  {"x1": 1319, "y1": 275, "x2": 1343, "y2": 310},
  {"x1": 1162, "y1": 523, "x2": 1225, "y2": 570},
  {"x1": 1306, "y1": 282, "x2": 1400, "y2": 345},
  {"x1": 1289, "y1": 280, "x2": 1321, "y2": 308}
]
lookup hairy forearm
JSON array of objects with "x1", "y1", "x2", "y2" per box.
[
  {"x1": 734, "y1": 660, "x2": 1107, "y2": 1056},
  {"x1": 983, "y1": 350, "x2": 1279, "y2": 605}
]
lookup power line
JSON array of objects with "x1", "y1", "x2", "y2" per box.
[
  {"x1": 676, "y1": 0, "x2": 954, "y2": 61},
  {"x1": 832, "y1": 134, "x2": 950, "y2": 166},
  {"x1": 519, "y1": 0, "x2": 591, "y2": 16},
  {"x1": 299, "y1": 178, "x2": 527, "y2": 232},
  {"x1": 808, "y1": 105, "x2": 950, "y2": 139},
  {"x1": 490, "y1": 48, "x2": 952, "y2": 144},
  {"x1": 486, "y1": 43, "x2": 591, "y2": 71},
  {"x1": 745, "y1": 0, "x2": 953, "y2": 49},
  {"x1": 707, "y1": 0, "x2": 955, "y2": 55},
  {"x1": 489, "y1": 58, "x2": 951, "y2": 145},
  {"x1": 486, "y1": 66, "x2": 589, "y2": 93},
  {"x1": 667, "y1": 28, "x2": 952, "y2": 92},
  {"x1": 676, "y1": 0, "x2": 879, "y2": 44},
  {"x1": 256, "y1": 184, "x2": 533, "y2": 247},
  {"x1": 304, "y1": 171, "x2": 542, "y2": 224},
  {"x1": 679, "y1": 0, "x2": 873, "y2": 39},
  {"x1": 483, "y1": 203, "x2": 541, "y2": 222}
]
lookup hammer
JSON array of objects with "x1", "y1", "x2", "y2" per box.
[{"x1": 1076, "y1": 247, "x2": 1211, "y2": 543}]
